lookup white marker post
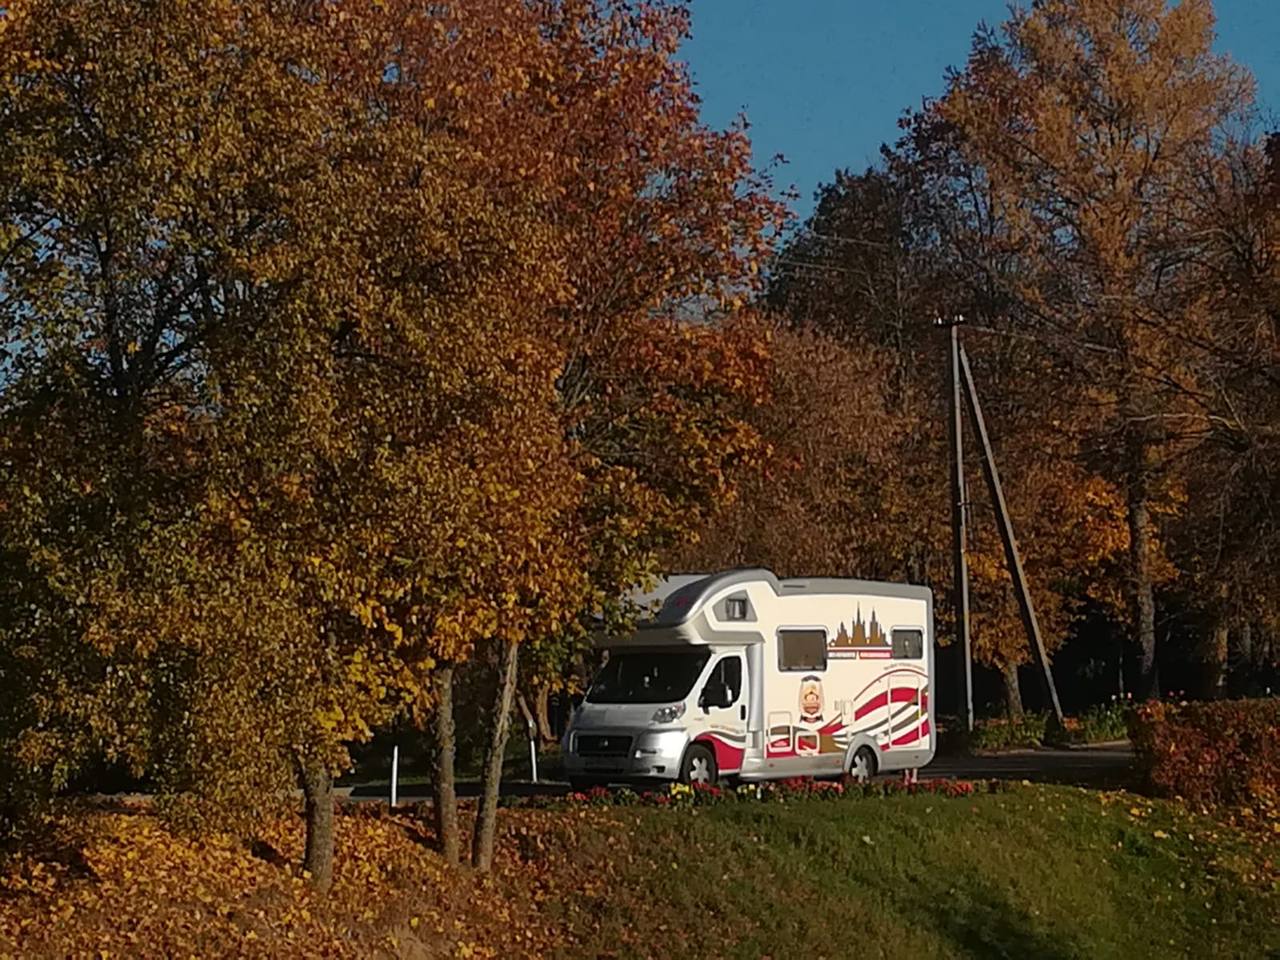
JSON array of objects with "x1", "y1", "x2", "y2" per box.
[
  {"x1": 528, "y1": 724, "x2": 539, "y2": 784},
  {"x1": 390, "y1": 744, "x2": 399, "y2": 809},
  {"x1": 515, "y1": 694, "x2": 539, "y2": 783}
]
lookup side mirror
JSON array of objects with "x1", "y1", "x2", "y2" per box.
[{"x1": 700, "y1": 680, "x2": 731, "y2": 711}]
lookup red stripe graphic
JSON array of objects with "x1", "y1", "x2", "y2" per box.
[
  {"x1": 696, "y1": 734, "x2": 745, "y2": 772},
  {"x1": 847, "y1": 667, "x2": 929, "y2": 704},
  {"x1": 892, "y1": 724, "x2": 922, "y2": 746},
  {"x1": 853, "y1": 692, "x2": 888, "y2": 720},
  {"x1": 854, "y1": 687, "x2": 919, "y2": 721},
  {"x1": 819, "y1": 717, "x2": 843, "y2": 735},
  {"x1": 891, "y1": 719, "x2": 932, "y2": 747}
]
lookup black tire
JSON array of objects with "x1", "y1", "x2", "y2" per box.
[
  {"x1": 679, "y1": 744, "x2": 718, "y2": 786},
  {"x1": 849, "y1": 746, "x2": 878, "y2": 782}
]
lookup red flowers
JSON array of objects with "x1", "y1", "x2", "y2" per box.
[{"x1": 505, "y1": 777, "x2": 1000, "y2": 810}]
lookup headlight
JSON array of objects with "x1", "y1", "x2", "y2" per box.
[{"x1": 651, "y1": 702, "x2": 686, "y2": 724}]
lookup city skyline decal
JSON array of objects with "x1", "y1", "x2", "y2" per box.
[{"x1": 829, "y1": 604, "x2": 891, "y2": 658}]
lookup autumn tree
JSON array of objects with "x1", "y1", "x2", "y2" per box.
[
  {"x1": 761, "y1": 124, "x2": 1137, "y2": 714},
  {"x1": 676, "y1": 310, "x2": 1130, "y2": 718},
  {"x1": 937, "y1": 0, "x2": 1257, "y2": 698},
  {"x1": 0, "y1": 0, "x2": 593, "y2": 891},
  {"x1": 0, "y1": 0, "x2": 781, "y2": 887},
  {"x1": 672, "y1": 324, "x2": 933, "y2": 580},
  {"x1": 336, "y1": 0, "x2": 781, "y2": 870},
  {"x1": 0, "y1": 0, "x2": 362, "y2": 837},
  {"x1": 1155, "y1": 129, "x2": 1280, "y2": 696}
]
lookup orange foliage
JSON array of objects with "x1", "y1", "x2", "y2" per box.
[
  {"x1": 0, "y1": 0, "x2": 781, "y2": 866},
  {"x1": 0, "y1": 803, "x2": 645, "y2": 958}
]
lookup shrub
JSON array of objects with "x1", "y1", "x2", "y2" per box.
[
  {"x1": 1129, "y1": 698, "x2": 1280, "y2": 809},
  {"x1": 954, "y1": 702, "x2": 1133, "y2": 752},
  {"x1": 1072, "y1": 700, "x2": 1131, "y2": 745},
  {"x1": 967, "y1": 714, "x2": 1051, "y2": 751}
]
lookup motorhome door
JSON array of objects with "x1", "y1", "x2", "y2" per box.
[{"x1": 691, "y1": 652, "x2": 748, "y2": 776}]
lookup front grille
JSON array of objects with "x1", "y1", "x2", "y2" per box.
[{"x1": 576, "y1": 734, "x2": 633, "y2": 757}]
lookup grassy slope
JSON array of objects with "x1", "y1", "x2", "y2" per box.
[
  {"x1": 1, "y1": 785, "x2": 1276, "y2": 958},
  {"x1": 549, "y1": 788, "x2": 1279, "y2": 959}
]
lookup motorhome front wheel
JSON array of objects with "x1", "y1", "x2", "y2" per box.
[{"x1": 679, "y1": 744, "x2": 718, "y2": 786}]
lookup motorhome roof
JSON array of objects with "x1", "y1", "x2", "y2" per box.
[
  {"x1": 638, "y1": 569, "x2": 932, "y2": 630},
  {"x1": 625, "y1": 573, "x2": 710, "y2": 615},
  {"x1": 778, "y1": 577, "x2": 934, "y2": 599}
]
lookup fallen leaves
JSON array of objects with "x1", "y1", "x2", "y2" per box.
[
  {"x1": 0, "y1": 807, "x2": 482, "y2": 958},
  {"x1": 0, "y1": 802, "x2": 648, "y2": 959},
  {"x1": 4, "y1": 786, "x2": 1277, "y2": 958}
]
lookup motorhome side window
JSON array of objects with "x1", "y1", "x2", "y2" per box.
[
  {"x1": 778, "y1": 629, "x2": 827, "y2": 672},
  {"x1": 892, "y1": 628, "x2": 924, "y2": 660}
]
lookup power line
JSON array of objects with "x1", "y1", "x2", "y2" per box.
[
  {"x1": 769, "y1": 257, "x2": 852, "y2": 276},
  {"x1": 792, "y1": 229, "x2": 897, "y2": 250}
]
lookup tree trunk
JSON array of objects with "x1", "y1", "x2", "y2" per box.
[
  {"x1": 534, "y1": 683, "x2": 556, "y2": 746},
  {"x1": 429, "y1": 663, "x2": 460, "y2": 866},
  {"x1": 1125, "y1": 444, "x2": 1158, "y2": 700},
  {"x1": 1001, "y1": 662, "x2": 1024, "y2": 720},
  {"x1": 299, "y1": 758, "x2": 334, "y2": 892},
  {"x1": 1205, "y1": 618, "x2": 1229, "y2": 700},
  {"x1": 472, "y1": 637, "x2": 520, "y2": 873},
  {"x1": 1231, "y1": 620, "x2": 1254, "y2": 695}
]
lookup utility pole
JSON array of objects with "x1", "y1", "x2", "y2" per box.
[
  {"x1": 957, "y1": 344, "x2": 1065, "y2": 727},
  {"x1": 942, "y1": 317, "x2": 974, "y2": 734}
]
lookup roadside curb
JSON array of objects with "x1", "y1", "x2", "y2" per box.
[
  {"x1": 942, "y1": 740, "x2": 1133, "y2": 759},
  {"x1": 1059, "y1": 739, "x2": 1131, "y2": 752}
]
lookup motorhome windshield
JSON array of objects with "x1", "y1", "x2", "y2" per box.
[{"x1": 586, "y1": 649, "x2": 711, "y2": 704}]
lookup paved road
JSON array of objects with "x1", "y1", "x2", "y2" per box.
[
  {"x1": 343, "y1": 741, "x2": 1136, "y2": 802},
  {"x1": 924, "y1": 741, "x2": 1135, "y2": 789}
]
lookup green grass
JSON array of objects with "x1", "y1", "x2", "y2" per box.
[{"x1": 547, "y1": 785, "x2": 1279, "y2": 959}]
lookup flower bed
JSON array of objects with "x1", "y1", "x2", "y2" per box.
[{"x1": 502, "y1": 777, "x2": 1006, "y2": 811}]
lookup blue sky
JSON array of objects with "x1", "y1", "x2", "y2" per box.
[{"x1": 684, "y1": 0, "x2": 1280, "y2": 222}]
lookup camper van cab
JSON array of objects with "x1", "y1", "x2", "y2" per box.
[{"x1": 562, "y1": 569, "x2": 934, "y2": 788}]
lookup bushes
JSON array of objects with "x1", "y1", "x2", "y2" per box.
[
  {"x1": 967, "y1": 714, "x2": 1054, "y2": 751},
  {"x1": 950, "y1": 701, "x2": 1134, "y2": 753},
  {"x1": 1129, "y1": 698, "x2": 1280, "y2": 809},
  {"x1": 1071, "y1": 700, "x2": 1131, "y2": 744}
]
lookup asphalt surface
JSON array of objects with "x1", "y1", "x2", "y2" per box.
[
  {"x1": 342, "y1": 741, "x2": 1136, "y2": 802},
  {"x1": 924, "y1": 741, "x2": 1135, "y2": 789}
]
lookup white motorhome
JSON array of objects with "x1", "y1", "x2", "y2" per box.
[{"x1": 562, "y1": 569, "x2": 935, "y2": 787}]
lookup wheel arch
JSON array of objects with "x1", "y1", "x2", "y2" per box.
[
  {"x1": 843, "y1": 735, "x2": 881, "y2": 776},
  {"x1": 691, "y1": 732, "x2": 745, "y2": 774}
]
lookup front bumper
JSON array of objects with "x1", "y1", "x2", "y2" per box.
[{"x1": 562, "y1": 728, "x2": 688, "y2": 781}]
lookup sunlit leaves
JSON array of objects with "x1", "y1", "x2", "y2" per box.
[{"x1": 0, "y1": 0, "x2": 781, "y2": 868}]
